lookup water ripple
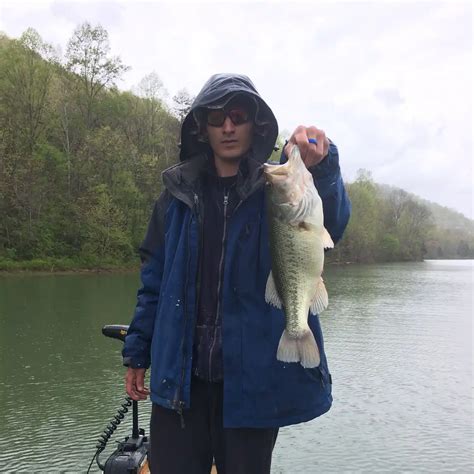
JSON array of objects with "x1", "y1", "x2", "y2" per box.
[{"x1": 1, "y1": 261, "x2": 472, "y2": 472}]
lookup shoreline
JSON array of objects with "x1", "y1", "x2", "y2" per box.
[
  {"x1": 0, "y1": 267, "x2": 139, "y2": 276},
  {"x1": 1, "y1": 258, "x2": 472, "y2": 276},
  {"x1": 0, "y1": 261, "x2": 139, "y2": 275}
]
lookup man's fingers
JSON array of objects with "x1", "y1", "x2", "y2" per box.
[
  {"x1": 324, "y1": 135, "x2": 329, "y2": 156},
  {"x1": 125, "y1": 368, "x2": 149, "y2": 401},
  {"x1": 131, "y1": 389, "x2": 148, "y2": 401},
  {"x1": 292, "y1": 126, "x2": 310, "y2": 162},
  {"x1": 287, "y1": 125, "x2": 330, "y2": 166},
  {"x1": 127, "y1": 383, "x2": 148, "y2": 401},
  {"x1": 304, "y1": 126, "x2": 320, "y2": 166},
  {"x1": 135, "y1": 371, "x2": 145, "y2": 391},
  {"x1": 125, "y1": 371, "x2": 134, "y2": 397},
  {"x1": 313, "y1": 129, "x2": 328, "y2": 162},
  {"x1": 135, "y1": 371, "x2": 150, "y2": 395},
  {"x1": 288, "y1": 125, "x2": 328, "y2": 167},
  {"x1": 278, "y1": 123, "x2": 331, "y2": 167}
]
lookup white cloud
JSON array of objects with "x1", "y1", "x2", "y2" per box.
[{"x1": 0, "y1": 0, "x2": 471, "y2": 217}]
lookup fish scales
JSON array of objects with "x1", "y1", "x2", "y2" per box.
[
  {"x1": 263, "y1": 145, "x2": 334, "y2": 368},
  {"x1": 269, "y1": 217, "x2": 321, "y2": 336}
]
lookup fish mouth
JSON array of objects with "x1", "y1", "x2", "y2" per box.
[
  {"x1": 263, "y1": 161, "x2": 290, "y2": 175},
  {"x1": 263, "y1": 162, "x2": 291, "y2": 184}
]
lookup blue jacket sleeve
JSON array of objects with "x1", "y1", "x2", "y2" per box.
[
  {"x1": 122, "y1": 192, "x2": 169, "y2": 369},
  {"x1": 281, "y1": 141, "x2": 351, "y2": 244}
]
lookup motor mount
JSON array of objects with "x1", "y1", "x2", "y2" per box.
[{"x1": 87, "y1": 325, "x2": 150, "y2": 473}]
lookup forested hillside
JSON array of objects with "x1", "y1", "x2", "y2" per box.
[
  {"x1": 0, "y1": 24, "x2": 472, "y2": 271},
  {"x1": 327, "y1": 172, "x2": 474, "y2": 264},
  {"x1": 0, "y1": 25, "x2": 186, "y2": 269}
]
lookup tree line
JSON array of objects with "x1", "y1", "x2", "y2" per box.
[
  {"x1": 0, "y1": 24, "x2": 192, "y2": 269},
  {"x1": 0, "y1": 24, "x2": 472, "y2": 270},
  {"x1": 326, "y1": 170, "x2": 473, "y2": 264}
]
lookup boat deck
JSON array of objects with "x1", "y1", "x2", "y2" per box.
[{"x1": 140, "y1": 461, "x2": 218, "y2": 473}]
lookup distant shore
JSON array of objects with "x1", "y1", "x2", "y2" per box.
[
  {"x1": 1, "y1": 257, "x2": 472, "y2": 275},
  {"x1": 0, "y1": 258, "x2": 139, "y2": 275}
]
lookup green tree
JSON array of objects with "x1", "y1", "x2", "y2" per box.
[
  {"x1": 0, "y1": 28, "x2": 54, "y2": 155},
  {"x1": 340, "y1": 169, "x2": 379, "y2": 262},
  {"x1": 81, "y1": 184, "x2": 133, "y2": 260},
  {"x1": 3, "y1": 25, "x2": 462, "y2": 270},
  {"x1": 65, "y1": 22, "x2": 129, "y2": 129},
  {"x1": 0, "y1": 29, "x2": 56, "y2": 257},
  {"x1": 397, "y1": 199, "x2": 433, "y2": 260}
]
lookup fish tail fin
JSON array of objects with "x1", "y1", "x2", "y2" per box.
[
  {"x1": 277, "y1": 329, "x2": 321, "y2": 368},
  {"x1": 277, "y1": 329, "x2": 299, "y2": 363},
  {"x1": 297, "y1": 330, "x2": 321, "y2": 368}
]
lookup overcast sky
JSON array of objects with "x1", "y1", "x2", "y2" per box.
[{"x1": 1, "y1": 0, "x2": 472, "y2": 218}]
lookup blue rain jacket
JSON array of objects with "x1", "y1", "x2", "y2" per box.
[{"x1": 123, "y1": 74, "x2": 351, "y2": 428}]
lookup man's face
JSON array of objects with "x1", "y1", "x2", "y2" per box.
[{"x1": 204, "y1": 102, "x2": 254, "y2": 163}]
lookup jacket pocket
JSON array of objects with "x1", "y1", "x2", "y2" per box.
[{"x1": 304, "y1": 364, "x2": 332, "y2": 392}]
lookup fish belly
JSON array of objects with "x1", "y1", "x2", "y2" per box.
[{"x1": 268, "y1": 215, "x2": 324, "y2": 368}]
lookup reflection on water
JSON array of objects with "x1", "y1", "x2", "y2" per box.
[{"x1": 0, "y1": 261, "x2": 472, "y2": 472}]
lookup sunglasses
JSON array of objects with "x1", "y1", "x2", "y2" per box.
[{"x1": 206, "y1": 107, "x2": 251, "y2": 127}]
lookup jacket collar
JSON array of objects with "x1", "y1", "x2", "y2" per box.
[{"x1": 162, "y1": 152, "x2": 265, "y2": 209}]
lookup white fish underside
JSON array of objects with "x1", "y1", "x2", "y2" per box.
[{"x1": 264, "y1": 146, "x2": 334, "y2": 368}]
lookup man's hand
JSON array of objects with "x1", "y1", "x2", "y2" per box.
[
  {"x1": 284, "y1": 125, "x2": 330, "y2": 168},
  {"x1": 125, "y1": 367, "x2": 150, "y2": 401}
]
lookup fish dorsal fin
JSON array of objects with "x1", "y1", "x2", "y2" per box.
[
  {"x1": 322, "y1": 227, "x2": 334, "y2": 249},
  {"x1": 265, "y1": 271, "x2": 282, "y2": 309},
  {"x1": 309, "y1": 277, "x2": 328, "y2": 315}
]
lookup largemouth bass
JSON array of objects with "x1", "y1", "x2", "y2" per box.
[{"x1": 263, "y1": 145, "x2": 334, "y2": 368}]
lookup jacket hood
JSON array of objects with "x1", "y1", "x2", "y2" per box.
[{"x1": 179, "y1": 73, "x2": 278, "y2": 163}]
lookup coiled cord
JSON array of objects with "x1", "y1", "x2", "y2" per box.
[{"x1": 86, "y1": 396, "x2": 133, "y2": 473}]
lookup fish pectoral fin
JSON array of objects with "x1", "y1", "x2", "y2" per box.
[
  {"x1": 322, "y1": 227, "x2": 334, "y2": 249},
  {"x1": 265, "y1": 271, "x2": 283, "y2": 309},
  {"x1": 309, "y1": 277, "x2": 328, "y2": 315}
]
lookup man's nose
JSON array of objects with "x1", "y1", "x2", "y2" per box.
[{"x1": 222, "y1": 116, "x2": 236, "y2": 132}]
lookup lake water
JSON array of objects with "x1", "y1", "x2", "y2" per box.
[{"x1": 0, "y1": 260, "x2": 472, "y2": 473}]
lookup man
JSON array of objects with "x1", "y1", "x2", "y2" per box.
[{"x1": 123, "y1": 73, "x2": 351, "y2": 474}]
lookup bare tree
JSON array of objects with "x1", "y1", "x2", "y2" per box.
[{"x1": 172, "y1": 88, "x2": 194, "y2": 124}]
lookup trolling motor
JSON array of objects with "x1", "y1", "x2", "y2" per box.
[{"x1": 87, "y1": 325, "x2": 150, "y2": 474}]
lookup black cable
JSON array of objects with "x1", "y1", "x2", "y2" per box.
[
  {"x1": 86, "y1": 396, "x2": 133, "y2": 473},
  {"x1": 86, "y1": 450, "x2": 98, "y2": 474}
]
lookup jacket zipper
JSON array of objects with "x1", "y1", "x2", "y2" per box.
[
  {"x1": 173, "y1": 192, "x2": 200, "y2": 428},
  {"x1": 195, "y1": 193, "x2": 204, "y2": 313},
  {"x1": 208, "y1": 189, "x2": 230, "y2": 379}
]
